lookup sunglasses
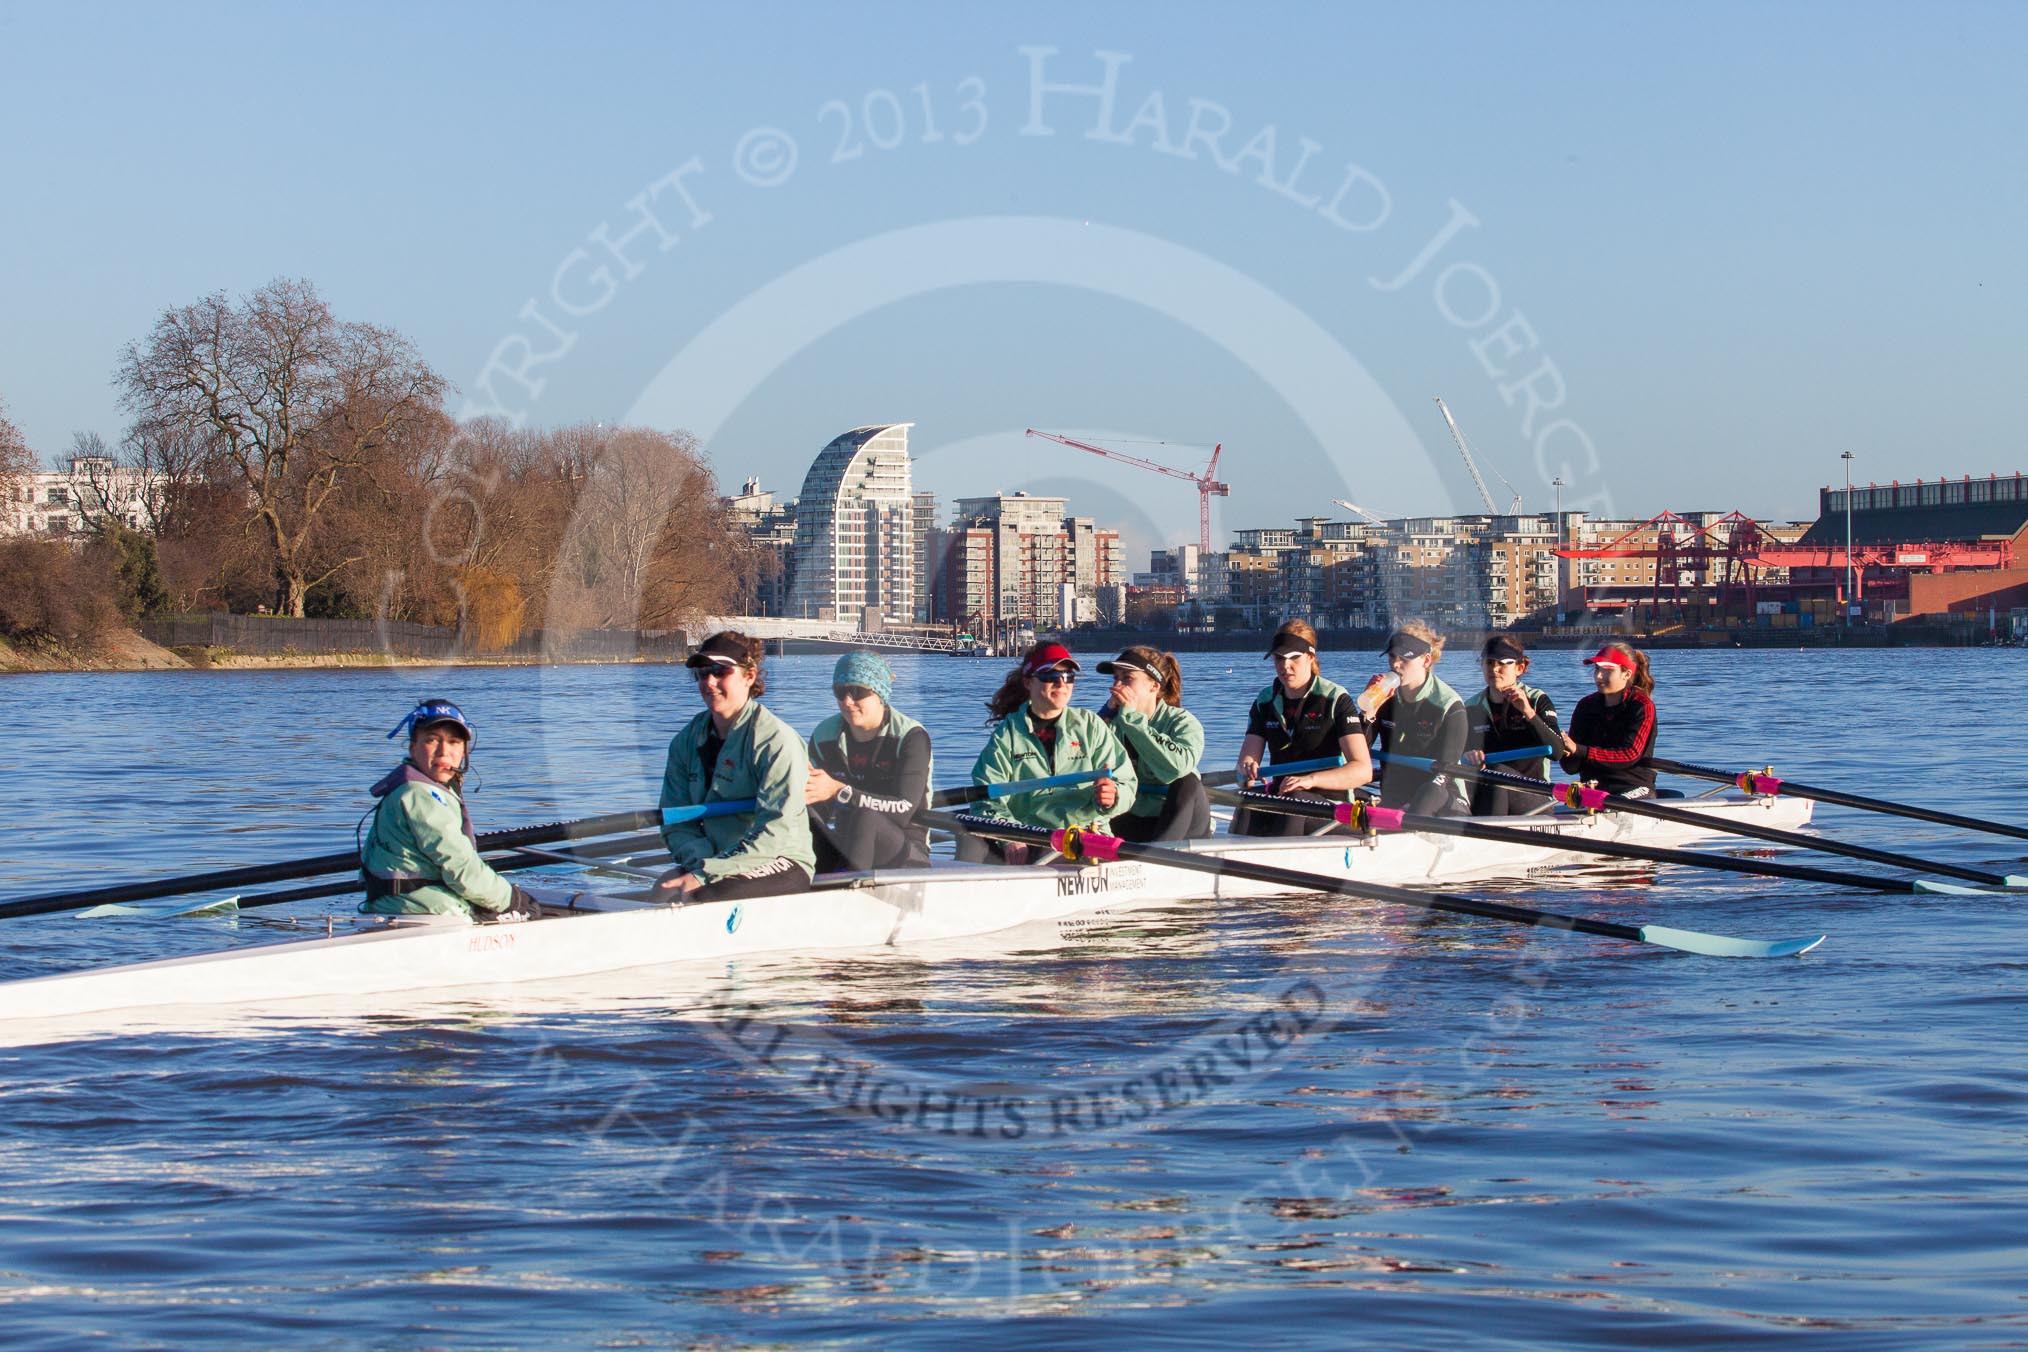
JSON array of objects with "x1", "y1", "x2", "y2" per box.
[
  {"x1": 1482, "y1": 657, "x2": 1520, "y2": 668},
  {"x1": 833, "y1": 684, "x2": 879, "y2": 701},
  {"x1": 1032, "y1": 670, "x2": 1078, "y2": 686},
  {"x1": 692, "y1": 663, "x2": 741, "y2": 682}
]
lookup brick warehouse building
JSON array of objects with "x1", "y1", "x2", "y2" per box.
[{"x1": 1778, "y1": 471, "x2": 2028, "y2": 620}]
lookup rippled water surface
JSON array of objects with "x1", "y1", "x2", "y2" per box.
[{"x1": 2, "y1": 648, "x2": 2024, "y2": 1346}]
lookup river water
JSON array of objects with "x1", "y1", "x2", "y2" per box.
[{"x1": 0, "y1": 647, "x2": 2022, "y2": 1346}]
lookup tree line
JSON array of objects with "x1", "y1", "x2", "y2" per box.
[{"x1": 0, "y1": 278, "x2": 751, "y2": 647}]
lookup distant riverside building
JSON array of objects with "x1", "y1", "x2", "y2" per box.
[
  {"x1": 722, "y1": 476, "x2": 799, "y2": 617},
  {"x1": 1787, "y1": 471, "x2": 2028, "y2": 619},
  {"x1": 1206, "y1": 512, "x2": 1567, "y2": 631},
  {"x1": 935, "y1": 491, "x2": 1125, "y2": 630},
  {"x1": 788, "y1": 423, "x2": 917, "y2": 626},
  {"x1": 2, "y1": 457, "x2": 167, "y2": 537},
  {"x1": 910, "y1": 490, "x2": 938, "y2": 624}
]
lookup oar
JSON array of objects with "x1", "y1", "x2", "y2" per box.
[
  {"x1": 78, "y1": 895, "x2": 244, "y2": 920},
  {"x1": 136, "y1": 830, "x2": 674, "y2": 917},
  {"x1": 1208, "y1": 754, "x2": 1348, "y2": 787},
  {"x1": 1415, "y1": 758, "x2": 2028, "y2": 889},
  {"x1": 929, "y1": 768, "x2": 1115, "y2": 806},
  {"x1": 1212, "y1": 788, "x2": 2009, "y2": 896},
  {"x1": 510, "y1": 846, "x2": 663, "y2": 882},
  {"x1": 1650, "y1": 755, "x2": 2028, "y2": 844},
  {"x1": 0, "y1": 808, "x2": 671, "y2": 922},
  {"x1": 922, "y1": 811, "x2": 1824, "y2": 958},
  {"x1": 1464, "y1": 746, "x2": 1557, "y2": 767}
]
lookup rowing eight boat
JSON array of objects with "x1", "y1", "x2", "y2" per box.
[{"x1": 0, "y1": 793, "x2": 1812, "y2": 1033}]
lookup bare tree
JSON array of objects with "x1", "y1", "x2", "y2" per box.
[
  {"x1": 0, "y1": 395, "x2": 34, "y2": 513},
  {"x1": 546, "y1": 425, "x2": 744, "y2": 631},
  {"x1": 120, "y1": 419, "x2": 212, "y2": 536},
  {"x1": 115, "y1": 278, "x2": 448, "y2": 616},
  {"x1": 60, "y1": 432, "x2": 122, "y2": 533}
]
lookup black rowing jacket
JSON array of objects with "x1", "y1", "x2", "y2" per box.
[
  {"x1": 1465, "y1": 685, "x2": 1562, "y2": 777},
  {"x1": 1246, "y1": 675, "x2": 1361, "y2": 797},
  {"x1": 808, "y1": 707, "x2": 934, "y2": 856},
  {"x1": 1560, "y1": 689, "x2": 1658, "y2": 795},
  {"x1": 1372, "y1": 674, "x2": 1470, "y2": 814}
]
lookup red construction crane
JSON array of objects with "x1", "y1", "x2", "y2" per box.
[{"x1": 1023, "y1": 428, "x2": 1229, "y2": 553}]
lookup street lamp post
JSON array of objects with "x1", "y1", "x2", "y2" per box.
[{"x1": 1840, "y1": 451, "x2": 1856, "y2": 624}]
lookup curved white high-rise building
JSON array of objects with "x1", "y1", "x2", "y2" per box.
[{"x1": 788, "y1": 423, "x2": 916, "y2": 624}]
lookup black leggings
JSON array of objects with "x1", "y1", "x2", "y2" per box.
[
  {"x1": 1470, "y1": 782, "x2": 1551, "y2": 816},
  {"x1": 688, "y1": 858, "x2": 813, "y2": 903},
  {"x1": 1109, "y1": 775, "x2": 1212, "y2": 842},
  {"x1": 810, "y1": 806, "x2": 928, "y2": 872}
]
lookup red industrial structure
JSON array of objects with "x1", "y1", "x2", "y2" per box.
[
  {"x1": 1554, "y1": 472, "x2": 2028, "y2": 626},
  {"x1": 1556, "y1": 510, "x2": 1780, "y2": 615}
]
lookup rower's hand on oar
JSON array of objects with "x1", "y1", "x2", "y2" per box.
[
  {"x1": 1095, "y1": 775, "x2": 1118, "y2": 811},
  {"x1": 498, "y1": 886, "x2": 542, "y2": 921},
  {"x1": 653, "y1": 868, "x2": 705, "y2": 895},
  {"x1": 1237, "y1": 755, "x2": 1261, "y2": 787},
  {"x1": 1464, "y1": 750, "x2": 1486, "y2": 767},
  {"x1": 1277, "y1": 773, "x2": 1320, "y2": 792}
]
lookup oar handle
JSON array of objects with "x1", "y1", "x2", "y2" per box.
[
  {"x1": 984, "y1": 766, "x2": 1113, "y2": 801},
  {"x1": 660, "y1": 800, "x2": 757, "y2": 826},
  {"x1": 1375, "y1": 746, "x2": 1549, "y2": 772},
  {"x1": 1205, "y1": 754, "x2": 1346, "y2": 790},
  {"x1": 929, "y1": 766, "x2": 1116, "y2": 808}
]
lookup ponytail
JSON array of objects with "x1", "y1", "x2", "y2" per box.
[
  {"x1": 1599, "y1": 642, "x2": 1655, "y2": 695},
  {"x1": 1153, "y1": 651, "x2": 1184, "y2": 707},
  {"x1": 985, "y1": 666, "x2": 1029, "y2": 723},
  {"x1": 987, "y1": 640, "x2": 1070, "y2": 723},
  {"x1": 1630, "y1": 647, "x2": 1655, "y2": 695},
  {"x1": 1118, "y1": 644, "x2": 1184, "y2": 706}
]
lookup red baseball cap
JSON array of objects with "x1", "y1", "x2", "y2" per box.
[
  {"x1": 1020, "y1": 642, "x2": 1081, "y2": 677},
  {"x1": 1583, "y1": 645, "x2": 1633, "y2": 668}
]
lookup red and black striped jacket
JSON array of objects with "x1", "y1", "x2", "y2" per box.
[{"x1": 1560, "y1": 688, "x2": 1658, "y2": 795}]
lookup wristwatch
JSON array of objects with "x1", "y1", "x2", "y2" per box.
[{"x1": 835, "y1": 784, "x2": 854, "y2": 806}]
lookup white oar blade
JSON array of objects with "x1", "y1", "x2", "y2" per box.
[
  {"x1": 78, "y1": 895, "x2": 242, "y2": 920},
  {"x1": 1913, "y1": 879, "x2": 2003, "y2": 896},
  {"x1": 1638, "y1": 923, "x2": 1824, "y2": 959}
]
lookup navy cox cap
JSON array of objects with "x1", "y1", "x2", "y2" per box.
[{"x1": 389, "y1": 699, "x2": 473, "y2": 742}]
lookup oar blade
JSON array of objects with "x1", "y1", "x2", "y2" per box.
[
  {"x1": 1636, "y1": 923, "x2": 1825, "y2": 959},
  {"x1": 78, "y1": 895, "x2": 242, "y2": 920}
]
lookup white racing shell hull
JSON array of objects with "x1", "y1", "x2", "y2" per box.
[{"x1": 0, "y1": 795, "x2": 1812, "y2": 1028}]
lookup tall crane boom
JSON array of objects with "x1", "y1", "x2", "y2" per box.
[
  {"x1": 1432, "y1": 396, "x2": 1524, "y2": 515},
  {"x1": 1331, "y1": 498, "x2": 1392, "y2": 526},
  {"x1": 1024, "y1": 428, "x2": 1230, "y2": 554}
]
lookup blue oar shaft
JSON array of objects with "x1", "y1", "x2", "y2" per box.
[
  {"x1": 1377, "y1": 746, "x2": 1547, "y2": 772},
  {"x1": 928, "y1": 767, "x2": 1115, "y2": 808},
  {"x1": 1226, "y1": 754, "x2": 1346, "y2": 785},
  {"x1": 984, "y1": 766, "x2": 1112, "y2": 799},
  {"x1": 660, "y1": 800, "x2": 756, "y2": 825}
]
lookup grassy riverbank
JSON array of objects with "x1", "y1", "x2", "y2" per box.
[{"x1": 0, "y1": 626, "x2": 689, "y2": 674}]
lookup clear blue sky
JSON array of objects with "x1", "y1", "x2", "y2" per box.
[{"x1": 3, "y1": 1, "x2": 2021, "y2": 560}]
